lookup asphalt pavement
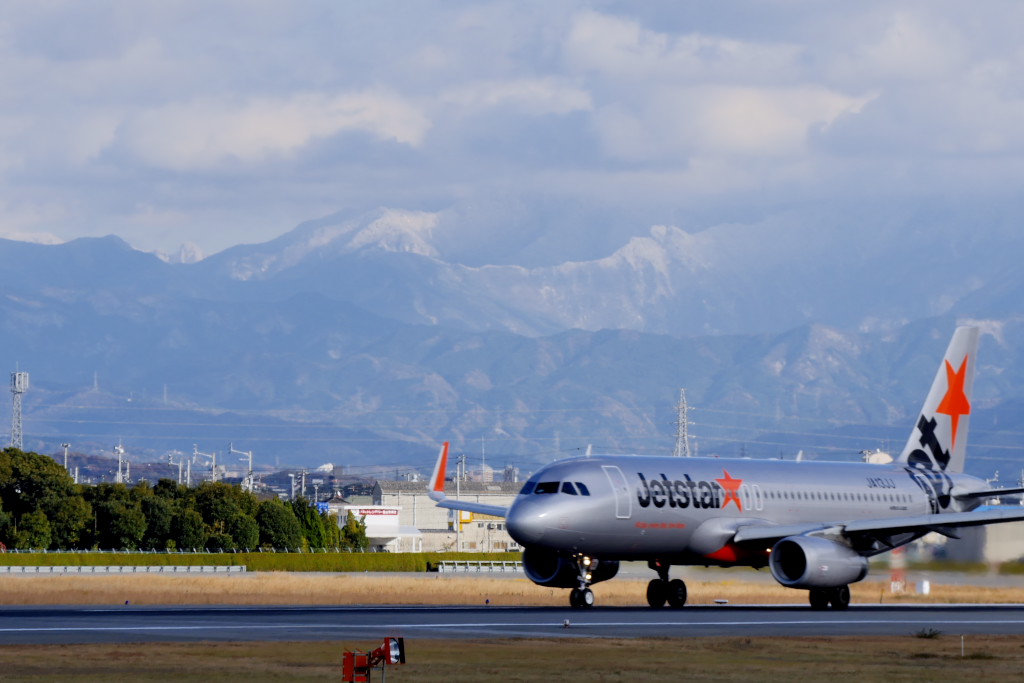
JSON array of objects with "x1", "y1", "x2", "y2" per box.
[{"x1": 2, "y1": 603, "x2": 1024, "y2": 644}]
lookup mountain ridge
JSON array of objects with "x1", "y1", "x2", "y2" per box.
[{"x1": 0, "y1": 209, "x2": 1022, "y2": 477}]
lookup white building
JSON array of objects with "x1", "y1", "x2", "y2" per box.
[{"x1": 372, "y1": 480, "x2": 522, "y2": 553}]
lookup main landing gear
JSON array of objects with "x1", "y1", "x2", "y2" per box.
[
  {"x1": 569, "y1": 554, "x2": 596, "y2": 609},
  {"x1": 646, "y1": 560, "x2": 687, "y2": 609},
  {"x1": 808, "y1": 585, "x2": 850, "y2": 610}
]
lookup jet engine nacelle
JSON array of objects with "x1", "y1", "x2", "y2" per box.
[
  {"x1": 521, "y1": 546, "x2": 619, "y2": 588},
  {"x1": 769, "y1": 536, "x2": 869, "y2": 589}
]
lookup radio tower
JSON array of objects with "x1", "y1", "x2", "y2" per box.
[
  {"x1": 10, "y1": 370, "x2": 29, "y2": 450},
  {"x1": 673, "y1": 388, "x2": 691, "y2": 457}
]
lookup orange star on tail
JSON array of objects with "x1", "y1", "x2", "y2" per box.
[{"x1": 936, "y1": 356, "x2": 971, "y2": 449}]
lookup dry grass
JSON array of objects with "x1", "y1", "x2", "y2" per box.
[
  {"x1": 1, "y1": 573, "x2": 1023, "y2": 606},
  {"x1": 2, "y1": 636, "x2": 1024, "y2": 682}
]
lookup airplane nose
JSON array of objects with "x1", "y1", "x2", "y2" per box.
[{"x1": 506, "y1": 505, "x2": 546, "y2": 545}]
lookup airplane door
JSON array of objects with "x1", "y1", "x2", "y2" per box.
[{"x1": 602, "y1": 465, "x2": 632, "y2": 519}]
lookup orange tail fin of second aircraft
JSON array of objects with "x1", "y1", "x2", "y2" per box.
[{"x1": 428, "y1": 441, "x2": 450, "y2": 501}]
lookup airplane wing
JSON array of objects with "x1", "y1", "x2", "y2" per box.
[
  {"x1": 842, "y1": 506, "x2": 1024, "y2": 535},
  {"x1": 426, "y1": 442, "x2": 509, "y2": 519},
  {"x1": 733, "y1": 506, "x2": 1024, "y2": 545}
]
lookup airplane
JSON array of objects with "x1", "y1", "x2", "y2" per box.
[{"x1": 428, "y1": 326, "x2": 1024, "y2": 609}]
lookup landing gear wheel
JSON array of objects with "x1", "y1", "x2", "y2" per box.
[
  {"x1": 809, "y1": 589, "x2": 829, "y2": 610},
  {"x1": 828, "y1": 585, "x2": 851, "y2": 610},
  {"x1": 666, "y1": 579, "x2": 688, "y2": 608},
  {"x1": 646, "y1": 579, "x2": 667, "y2": 608},
  {"x1": 569, "y1": 587, "x2": 594, "y2": 609}
]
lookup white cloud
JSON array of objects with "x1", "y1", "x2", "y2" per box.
[
  {"x1": 828, "y1": 10, "x2": 969, "y2": 84},
  {"x1": 2, "y1": 1, "x2": 1024, "y2": 258},
  {"x1": 113, "y1": 91, "x2": 430, "y2": 171},
  {"x1": 564, "y1": 10, "x2": 804, "y2": 84},
  {"x1": 596, "y1": 85, "x2": 872, "y2": 160},
  {"x1": 440, "y1": 78, "x2": 592, "y2": 116}
]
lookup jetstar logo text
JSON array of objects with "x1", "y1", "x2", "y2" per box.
[{"x1": 636, "y1": 471, "x2": 744, "y2": 511}]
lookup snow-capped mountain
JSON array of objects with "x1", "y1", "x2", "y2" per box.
[{"x1": 0, "y1": 205, "x2": 1022, "y2": 475}]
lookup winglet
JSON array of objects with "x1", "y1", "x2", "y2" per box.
[{"x1": 428, "y1": 441, "x2": 450, "y2": 502}]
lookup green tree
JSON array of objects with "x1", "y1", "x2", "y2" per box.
[
  {"x1": 192, "y1": 481, "x2": 263, "y2": 549},
  {"x1": 340, "y1": 512, "x2": 369, "y2": 551},
  {"x1": 322, "y1": 512, "x2": 343, "y2": 548},
  {"x1": 94, "y1": 500, "x2": 147, "y2": 549},
  {"x1": 171, "y1": 509, "x2": 208, "y2": 550},
  {"x1": 0, "y1": 449, "x2": 89, "y2": 549},
  {"x1": 47, "y1": 493, "x2": 92, "y2": 549},
  {"x1": 205, "y1": 531, "x2": 233, "y2": 551},
  {"x1": 290, "y1": 497, "x2": 328, "y2": 549},
  {"x1": 153, "y1": 478, "x2": 184, "y2": 501},
  {"x1": 256, "y1": 499, "x2": 303, "y2": 550},
  {"x1": 195, "y1": 482, "x2": 241, "y2": 524},
  {"x1": 227, "y1": 513, "x2": 259, "y2": 550},
  {"x1": 0, "y1": 449, "x2": 71, "y2": 517},
  {"x1": 140, "y1": 495, "x2": 174, "y2": 550},
  {"x1": 0, "y1": 499, "x2": 12, "y2": 548},
  {"x1": 15, "y1": 509, "x2": 52, "y2": 549},
  {"x1": 84, "y1": 482, "x2": 132, "y2": 506}
]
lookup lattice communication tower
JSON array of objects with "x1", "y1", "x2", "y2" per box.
[
  {"x1": 673, "y1": 388, "x2": 691, "y2": 457},
  {"x1": 10, "y1": 371, "x2": 29, "y2": 450}
]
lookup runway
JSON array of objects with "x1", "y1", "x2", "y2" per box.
[{"x1": 4, "y1": 604, "x2": 1024, "y2": 644}]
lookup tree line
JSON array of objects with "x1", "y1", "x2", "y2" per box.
[{"x1": 0, "y1": 448, "x2": 368, "y2": 551}]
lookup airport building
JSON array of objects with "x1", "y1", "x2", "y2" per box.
[
  {"x1": 939, "y1": 520, "x2": 1024, "y2": 564},
  {"x1": 371, "y1": 480, "x2": 522, "y2": 553}
]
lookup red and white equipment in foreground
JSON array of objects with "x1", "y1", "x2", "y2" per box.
[{"x1": 342, "y1": 637, "x2": 406, "y2": 682}]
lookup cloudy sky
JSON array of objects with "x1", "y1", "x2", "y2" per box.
[{"x1": 2, "y1": 1, "x2": 1022, "y2": 259}]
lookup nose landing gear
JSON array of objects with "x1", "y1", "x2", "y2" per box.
[
  {"x1": 646, "y1": 559, "x2": 687, "y2": 608},
  {"x1": 569, "y1": 586, "x2": 594, "y2": 608},
  {"x1": 568, "y1": 554, "x2": 597, "y2": 608}
]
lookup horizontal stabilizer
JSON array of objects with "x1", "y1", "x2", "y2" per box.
[
  {"x1": 954, "y1": 486, "x2": 1024, "y2": 500},
  {"x1": 433, "y1": 499, "x2": 508, "y2": 518}
]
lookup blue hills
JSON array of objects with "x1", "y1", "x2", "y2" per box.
[{"x1": 2, "y1": 206, "x2": 1023, "y2": 480}]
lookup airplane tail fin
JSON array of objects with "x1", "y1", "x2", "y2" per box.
[
  {"x1": 425, "y1": 441, "x2": 509, "y2": 518},
  {"x1": 896, "y1": 326, "x2": 979, "y2": 474},
  {"x1": 427, "y1": 441, "x2": 450, "y2": 502}
]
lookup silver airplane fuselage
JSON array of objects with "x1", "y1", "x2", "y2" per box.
[
  {"x1": 430, "y1": 327, "x2": 1024, "y2": 609},
  {"x1": 505, "y1": 455, "x2": 984, "y2": 565}
]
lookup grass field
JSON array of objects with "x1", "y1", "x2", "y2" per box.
[
  {"x1": 0, "y1": 636, "x2": 1022, "y2": 682},
  {"x1": 0, "y1": 572, "x2": 1023, "y2": 606}
]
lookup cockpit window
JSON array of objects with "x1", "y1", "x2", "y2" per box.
[
  {"x1": 576, "y1": 482, "x2": 590, "y2": 496},
  {"x1": 561, "y1": 482, "x2": 578, "y2": 495},
  {"x1": 519, "y1": 481, "x2": 536, "y2": 495},
  {"x1": 534, "y1": 481, "x2": 560, "y2": 494}
]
